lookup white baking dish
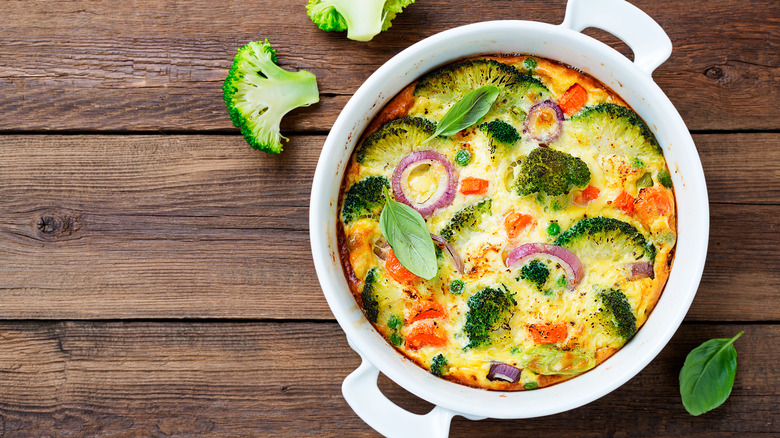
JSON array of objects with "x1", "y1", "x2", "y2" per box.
[{"x1": 309, "y1": 0, "x2": 709, "y2": 436}]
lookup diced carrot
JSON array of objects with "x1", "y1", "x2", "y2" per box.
[
  {"x1": 528, "y1": 322, "x2": 569, "y2": 344},
  {"x1": 613, "y1": 190, "x2": 635, "y2": 215},
  {"x1": 460, "y1": 177, "x2": 489, "y2": 195},
  {"x1": 408, "y1": 301, "x2": 446, "y2": 324},
  {"x1": 406, "y1": 319, "x2": 447, "y2": 349},
  {"x1": 504, "y1": 211, "x2": 534, "y2": 239},
  {"x1": 573, "y1": 185, "x2": 601, "y2": 206},
  {"x1": 558, "y1": 83, "x2": 588, "y2": 116},
  {"x1": 385, "y1": 249, "x2": 418, "y2": 283},
  {"x1": 634, "y1": 185, "x2": 674, "y2": 227}
]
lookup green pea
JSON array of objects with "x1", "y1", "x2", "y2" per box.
[
  {"x1": 547, "y1": 222, "x2": 561, "y2": 236},
  {"x1": 455, "y1": 149, "x2": 471, "y2": 166},
  {"x1": 387, "y1": 314, "x2": 402, "y2": 329},
  {"x1": 449, "y1": 279, "x2": 465, "y2": 294},
  {"x1": 523, "y1": 57, "x2": 538, "y2": 70},
  {"x1": 524, "y1": 381, "x2": 539, "y2": 390},
  {"x1": 389, "y1": 333, "x2": 403, "y2": 346}
]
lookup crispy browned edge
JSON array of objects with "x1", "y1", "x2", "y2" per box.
[{"x1": 335, "y1": 54, "x2": 675, "y2": 391}]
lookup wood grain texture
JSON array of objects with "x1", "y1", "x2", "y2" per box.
[
  {"x1": 0, "y1": 321, "x2": 775, "y2": 437},
  {"x1": 0, "y1": 134, "x2": 778, "y2": 320},
  {"x1": 0, "y1": 0, "x2": 776, "y2": 132}
]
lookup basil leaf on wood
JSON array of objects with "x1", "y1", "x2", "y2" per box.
[
  {"x1": 425, "y1": 85, "x2": 500, "y2": 142},
  {"x1": 679, "y1": 331, "x2": 744, "y2": 416},
  {"x1": 379, "y1": 188, "x2": 438, "y2": 280}
]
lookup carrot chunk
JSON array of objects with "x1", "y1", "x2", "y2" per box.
[
  {"x1": 385, "y1": 249, "x2": 418, "y2": 283},
  {"x1": 634, "y1": 185, "x2": 674, "y2": 227},
  {"x1": 559, "y1": 83, "x2": 588, "y2": 116},
  {"x1": 460, "y1": 177, "x2": 489, "y2": 195},
  {"x1": 573, "y1": 185, "x2": 600, "y2": 206},
  {"x1": 408, "y1": 301, "x2": 446, "y2": 324},
  {"x1": 528, "y1": 322, "x2": 569, "y2": 344},
  {"x1": 504, "y1": 211, "x2": 534, "y2": 239},
  {"x1": 613, "y1": 190, "x2": 635, "y2": 215}
]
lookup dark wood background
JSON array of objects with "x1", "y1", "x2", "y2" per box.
[{"x1": 0, "y1": 0, "x2": 777, "y2": 436}]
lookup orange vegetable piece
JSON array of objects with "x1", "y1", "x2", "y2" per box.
[
  {"x1": 408, "y1": 301, "x2": 446, "y2": 324},
  {"x1": 460, "y1": 177, "x2": 489, "y2": 195},
  {"x1": 406, "y1": 319, "x2": 447, "y2": 349},
  {"x1": 505, "y1": 211, "x2": 534, "y2": 239},
  {"x1": 528, "y1": 322, "x2": 569, "y2": 344},
  {"x1": 385, "y1": 249, "x2": 418, "y2": 283},
  {"x1": 573, "y1": 185, "x2": 600, "y2": 206},
  {"x1": 634, "y1": 185, "x2": 674, "y2": 227},
  {"x1": 613, "y1": 190, "x2": 635, "y2": 215},
  {"x1": 558, "y1": 83, "x2": 588, "y2": 116}
]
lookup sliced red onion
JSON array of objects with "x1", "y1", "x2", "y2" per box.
[
  {"x1": 506, "y1": 243, "x2": 584, "y2": 290},
  {"x1": 487, "y1": 362, "x2": 522, "y2": 383},
  {"x1": 629, "y1": 261, "x2": 655, "y2": 280},
  {"x1": 373, "y1": 240, "x2": 390, "y2": 261},
  {"x1": 524, "y1": 100, "x2": 564, "y2": 143},
  {"x1": 392, "y1": 151, "x2": 457, "y2": 217},
  {"x1": 431, "y1": 234, "x2": 464, "y2": 274}
]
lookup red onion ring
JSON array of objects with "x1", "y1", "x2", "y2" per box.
[
  {"x1": 524, "y1": 100, "x2": 564, "y2": 143},
  {"x1": 629, "y1": 261, "x2": 655, "y2": 280},
  {"x1": 487, "y1": 362, "x2": 522, "y2": 383},
  {"x1": 506, "y1": 243, "x2": 584, "y2": 290},
  {"x1": 392, "y1": 151, "x2": 457, "y2": 217},
  {"x1": 431, "y1": 234, "x2": 464, "y2": 274}
]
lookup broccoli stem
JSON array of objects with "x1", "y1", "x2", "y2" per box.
[{"x1": 334, "y1": 0, "x2": 386, "y2": 41}]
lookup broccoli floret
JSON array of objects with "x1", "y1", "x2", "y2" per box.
[
  {"x1": 657, "y1": 170, "x2": 673, "y2": 188},
  {"x1": 481, "y1": 119, "x2": 521, "y2": 144},
  {"x1": 222, "y1": 40, "x2": 319, "y2": 154},
  {"x1": 598, "y1": 289, "x2": 637, "y2": 340},
  {"x1": 568, "y1": 103, "x2": 662, "y2": 161},
  {"x1": 516, "y1": 147, "x2": 591, "y2": 197},
  {"x1": 554, "y1": 217, "x2": 656, "y2": 262},
  {"x1": 355, "y1": 117, "x2": 447, "y2": 168},
  {"x1": 439, "y1": 199, "x2": 492, "y2": 243},
  {"x1": 463, "y1": 286, "x2": 517, "y2": 348},
  {"x1": 520, "y1": 260, "x2": 550, "y2": 289},
  {"x1": 341, "y1": 176, "x2": 390, "y2": 223},
  {"x1": 361, "y1": 268, "x2": 381, "y2": 323},
  {"x1": 413, "y1": 59, "x2": 548, "y2": 125},
  {"x1": 306, "y1": 0, "x2": 415, "y2": 41},
  {"x1": 430, "y1": 354, "x2": 448, "y2": 377}
]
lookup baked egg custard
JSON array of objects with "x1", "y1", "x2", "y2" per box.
[{"x1": 337, "y1": 55, "x2": 676, "y2": 390}]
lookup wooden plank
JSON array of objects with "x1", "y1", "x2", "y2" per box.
[
  {"x1": 0, "y1": 321, "x2": 775, "y2": 436},
  {"x1": 0, "y1": 0, "x2": 776, "y2": 132},
  {"x1": 1, "y1": 134, "x2": 779, "y2": 320}
]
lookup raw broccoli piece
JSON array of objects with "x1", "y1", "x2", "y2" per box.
[
  {"x1": 413, "y1": 59, "x2": 548, "y2": 125},
  {"x1": 598, "y1": 289, "x2": 637, "y2": 340},
  {"x1": 554, "y1": 217, "x2": 656, "y2": 262},
  {"x1": 355, "y1": 117, "x2": 450, "y2": 168},
  {"x1": 516, "y1": 147, "x2": 591, "y2": 197},
  {"x1": 481, "y1": 119, "x2": 520, "y2": 145},
  {"x1": 306, "y1": 0, "x2": 416, "y2": 41},
  {"x1": 520, "y1": 260, "x2": 550, "y2": 290},
  {"x1": 439, "y1": 199, "x2": 492, "y2": 243},
  {"x1": 430, "y1": 354, "x2": 448, "y2": 377},
  {"x1": 568, "y1": 103, "x2": 662, "y2": 161},
  {"x1": 463, "y1": 285, "x2": 517, "y2": 348},
  {"x1": 222, "y1": 40, "x2": 319, "y2": 154},
  {"x1": 341, "y1": 176, "x2": 390, "y2": 223}
]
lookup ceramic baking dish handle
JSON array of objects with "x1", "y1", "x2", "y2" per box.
[
  {"x1": 561, "y1": 0, "x2": 672, "y2": 75},
  {"x1": 342, "y1": 341, "x2": 469, "y2": 438}
]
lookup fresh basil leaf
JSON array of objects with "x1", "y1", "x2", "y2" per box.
[
  {"x1": 425, "y1": 85, "x2": 500, "y2": 142},
  {"x1": 679, "y1": 331, "x2": 744, "y2": 416},
  {"x1": 379, "y1": 188, "x2": 438, "y2": 280}
]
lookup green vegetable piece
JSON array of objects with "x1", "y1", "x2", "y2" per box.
[
  {"x1": 356, "y1": 116, "x2": 447, "y2": 167},
  {"x1": 361, "y1": 268, "x2": 381, "y2": 323},
  {"x1": 520, "y1": 260, "x2": 549, "y2": 290},
  {"x1": 568, "y1": 103, "x2": 662, "y2": 161},
  {"x1": 387, "y1": 314, "x2": 403, "y2": 329},
  {"x1": 439, "y1": 199, "x2": 492, "y2": 243},
  {"x1": 463, "y1": 286, "x2": 516, "y2": 348},
  {"x1": 222, "y1": 39, "x2": 319, "y2": 154},
  {"x1": 379, "y1": 187, "x2": 438, "y2": 280},
  {"x1": 631, "y1": 157, "x2": 645, "y2": 168},
  {"x1": 449, "y1": 279, "x2": 465, "y2": 294},
  {"x1": 481, "y1": 119, "x2": 521, "y2": 144},
  {"x1": 341, "y1": 176, "x2": 390, "y2": 224},
  {"x1": 636, "y1": 172, "x2": 654, "y2": 189},
  {"x1": 430, "y1": 354, "x2": 448, "y2": 377},
  {"x1": 523, "y1": 381, "x2": 539, "y2": 390},
  {"x1": 516, "y1": 147, "x2": 591, "y2": 197},
  {"x1": 598, "y1": 289, "x2": 637, "y2": 340},
  {"x1": 658, "y1": 170, "x2": 673, "y2": 188},
  {"x1": 389, "y1": 333, "x2": 403, "y2": 346},
  {"x1": 554, "y1": 216, "x2": 656, "y2": 263},
  {"x1": 455, "y1": 149, "x2": 471, "y2": 166},
  {"x1": 679, "y1": 331, "x2": 744, "y2": 416},
  {"x1": 523, "y1": 57, "x2": 538, "y2": 70},
  {"x1": 305, "y1": 0, "x2": 416, "y2": 42},
  {"x1": 547, "y1": 222, "x2": 561, "y2": 236},
  {"x1": 425, "y1": 85, "x2": 500, "y2": 142}
]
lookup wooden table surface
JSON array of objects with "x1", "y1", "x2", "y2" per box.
[{"x1": 1, "y1": 0, "x2": 778, "y2": 436}]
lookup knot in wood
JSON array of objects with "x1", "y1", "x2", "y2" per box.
[
  {"x1": 35, "y1": 212, "x2": 81, "y2": 238},
  {"x1": 704, "y1": 66, "x2": 724, "y2": 81}
]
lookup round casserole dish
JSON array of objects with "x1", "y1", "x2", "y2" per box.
[{"x1": 309, "y1": 0, "x2": 709, "y2": 436}]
